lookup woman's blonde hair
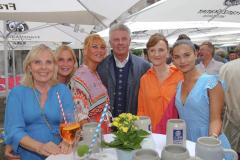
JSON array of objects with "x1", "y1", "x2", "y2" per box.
[
  {"x1": 21, "y1": 44, "x2": 58, "y2": 88},
  {"x1": 83, "y1": 34, "x2": 106, "y2": 62},
  {"x1": 55, "y1": 45, "x2": 78, "y2": 80},
  {"x1": 84, "y1": 34, "x2": 106, "y2": 50}
]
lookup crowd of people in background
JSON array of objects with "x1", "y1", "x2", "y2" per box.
[{"x1": 3, "y1": 23, "x2": 240, "y2": 160}]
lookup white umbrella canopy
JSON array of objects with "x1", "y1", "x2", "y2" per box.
[
  {"x1": 130, "y1": 27, "x2": 240, "y2": 48},
  {"x1": 0, "y1": 0, "x2": 141, "y2": 27},
  {"x1": 78, "y1": 0, "x2": 143, "y2": 27},
  {"x1": 0, "y1": 0, "x2": 143, "y2": 50},
  {"x1": 126, "y1": 0, "x2": 240, "y2": 24},
  {"x1": 0, "y1": 0, "x2": 104, "y2": 25},
  {"x1": 125, "y1": 0, "x2": 240, "y2": 32},
  {"x1": 120, "y1": 0, "x2": 240, "y2": 48},
  {"x1": 0, "y1": 21, "x2": 94, "y2": 50},
  {"x1": 0, "y1": 0, "x2": 144, "y2": 49}
]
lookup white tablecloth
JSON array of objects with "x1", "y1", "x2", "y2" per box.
[{"x1": 46, "y1": 133, "x2": 195, "y2": 160}]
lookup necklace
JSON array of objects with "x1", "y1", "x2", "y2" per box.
[{"x1": 33, "y1": 89, "x2": 59, "y2": 137}]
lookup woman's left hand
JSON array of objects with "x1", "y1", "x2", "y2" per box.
[{"x1": 58, "y1": 141, "x2": 72, "y2": 154}]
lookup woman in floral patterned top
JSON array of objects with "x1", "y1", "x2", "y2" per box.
[{"x1": 70, "y1": 34, "x2": 110, "y2": 133}]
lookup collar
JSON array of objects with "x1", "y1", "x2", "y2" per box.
[
  {"x1": 201, "y1": 58, "x2": 215, "y2": 67},
  {"x1": 113, "y1": 53, "x2": 129, "y2": 68}
]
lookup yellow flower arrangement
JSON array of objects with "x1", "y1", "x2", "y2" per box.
[{"x1": 103, "y1": 113, "x2": 150, "y2": 151}]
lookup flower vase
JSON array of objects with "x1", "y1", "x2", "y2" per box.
[{"x1": 116, "y1": 149, "x2": 134, "y2": 160}]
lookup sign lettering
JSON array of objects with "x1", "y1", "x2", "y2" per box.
[{"x1": 0, "y1": 3, "x2": 16, "y2": 10}]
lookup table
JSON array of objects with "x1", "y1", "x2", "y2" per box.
[{"x1": 46, "y1": 133, "x2": 196, "y2": 160}]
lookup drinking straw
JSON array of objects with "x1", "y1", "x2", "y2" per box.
[
  {"x1": 56, "y1": 92, "x2": 67, "y2": 123},
  {"x1": 87, "y1": 103, "x2": 109, "y2": 156}
]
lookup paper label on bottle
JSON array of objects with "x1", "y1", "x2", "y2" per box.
[{"x1": 173, "y1": 129, "x2": 183, "y2": 144}]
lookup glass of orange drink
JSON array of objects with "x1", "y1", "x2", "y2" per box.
[{"x1": 59, "y1": 112, "x2": 81, "y2": 144}]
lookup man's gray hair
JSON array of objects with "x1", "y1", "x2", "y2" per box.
[{"x1": 109, "y1": 23, "x2": 131, "y2": 36}]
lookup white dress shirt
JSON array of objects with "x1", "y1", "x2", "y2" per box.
[
  {"x1": 196, "y1": 58, "x2": 224, "y2": 75},
  {"x1": 113, "y1": 54, "x2": 129, "y2": 68}
]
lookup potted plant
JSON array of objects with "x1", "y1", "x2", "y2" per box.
[{"x1": 102, "y1": 113, "x2": 150, "y2": 159}]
